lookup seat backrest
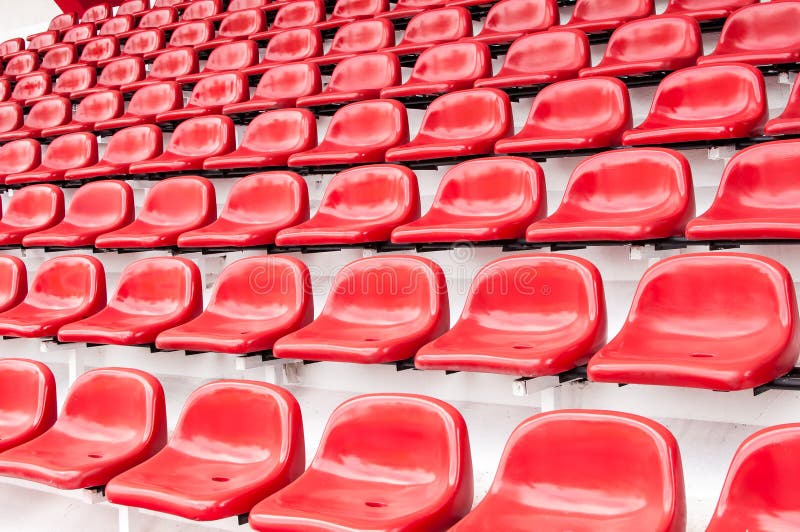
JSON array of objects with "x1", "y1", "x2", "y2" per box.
[
  {"x1": 54, "y1": 65, "x2": 96, "y2": 94},
  {"x1": 0, "y1": 79, "x2": 9, "y2": 102},
  {"x1": 122, "y1": 29, "x2": 165, "y2": 56},
  {"x1": 499, "y1": 29, "x2": 589, "y2": 77},
  {"x1": 253, "y1": 62, "x2": 322, "y2": 101},
  {"x1": 569, "y1": 0, "x2": 654, "y2": 24},
  {"x1": 601, "y1": 15, "x2": 701, "y2": 65},
  {"x1": 97, "y1": 57, "x2": 146, "y2": 87},
  {"x1": 166, "y1": 115, "x2": 235, "y2": 157},
  {"x1": 138, "y1": 7, "x2": 177, "y2": 28},
  {"x1": 149, "y1": 47, "x2": 198, "y2": 80},
  {"x1": 101, "y1": 124, "x2": 163, "y2": 165},
  {"x1": 203, "y1": 39, "x2": 258, "y2": 72},
  {"x1": 219, "y1": 171, "x2": 309, "y2": 226},
  {"x1": 0, "y1": 38, "x2": 24, "y2": 57},
  {"x1": 62, "y1": 23, "x2": 95, "y2": 44},
  {"x1": 415, "y1": 88, "x2": 512, "y2": 142},
  {"x1": 228, "y1": 0, "x2": 267, "y2": 10},
  {"x1": 327, "y1": 18, "x2": 394, "y2": 54},
  {"x1": 64, "y1": 180, "x2": 135, "y2": 229},
  {"x1": 0, "y1": 103, "x2": 23, "y2": 133},
  {"x1": 99, "y1": 15, "x2": 135, "y2": 36},
  {"x1": 11, "y1": 73, "x2": 51, "y2": 102},
  {"x1": 716, "y1": 1, "x2": 800, "y2": 54},
  {"x1": 41, "y1": 132, "x2": 98, "y2": 170},
  {"x1": 186, "y1": 72, "x2": 249, "y2": 108},
  {"x1": 27, "y1": 32, "x2": 58, "y2": 51},
  {"x1": 79, "y1": 36, "x2": 119, "y2": 63},
  {"x1": 3, "y1": 185, "x2": 62, "y2": 230},
  {"x1": 25, "y1": 253, "x2": 103, "y2": 311},
  {"x1": 329, "y1": 0, "x2": 388, "y2": 20},
  {"x1": 238, "y1": 108, "x2": 317, "y2": 153},
  {"x1": 217, "y1": 8, "x2": 266, "y2": 38},
  {"x1": 0, "y1": 358, "x2": 55, "y2": 431},
  {"x1": 108, "y1": 256, "x2": 202, "y2": 316},
  {"x1": 323, "y1": 53, "x2": 400, "y2": 93},
  {"x1": 24, "y1": 96, "x2": 72, "y2": 130},
  {"x1": 180, "y1": 0, "x2": 222, "y2": 21},
  {"x1": 262, "y1": 28, "x2": 322, "y2": 63},
  {"x1": 270, "y1": 0, "x2": 325, "y2": 31},
  {"x1": 408, "y1": 42, "x2": 490, "y2": 84},
  {"x1": 0, "y1": 139, "x2": 41, "y2": 177},
  {"x1": 481, "y1": 0, "x2": 559, "y2": 35},
  {"x1": 154, "y1": 0, "x2": 180, "y2": 6},
  {"x1": 322, "y1": 99, "x2": 408, "y2": 149},
  {"x1": 0, "y1": 257, "x2": 27, "y2": 312},
  {"x1": 118, "y1": 0, "x2": 150, "y2": 15},
  {"x1": 48, "y1": 12, "x2": 77, "y2": 32},
  {"x1": 41, "y1": 44, "x2": 78, "y2": 71},
  {"x1": 399, "y1": 7, "x2": 472, "y2": 45},
  {"x1": 5, "y1": 52, "x2": 39, "y2": 77},
  {"x1": 664, "y1": 0, "x2": 755, "y2": 17},
  {"x1": 127, "y1": 81, "x2": 184, "y2": 116},
  {"x1": 169, "y1": 20, "x2": 214, "y2": 47},
  {"x1": 82, "y1": 3, "x2": 111, "y2": 22},
  {"x1": 138, "y1": 175, "x2": 216, "y2": 227}
]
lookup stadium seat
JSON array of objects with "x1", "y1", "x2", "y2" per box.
[
  {"x1": 26, "y1": 31, "x2": 58, "y2": 52},
  {"x1": 698, "y1": 2, "x2": 800, "y2": 67},
  {"x1": 563, "y1": 0, "x2": 654, "y2": 34},
  {"x1": 96, "y1": 15, "x2": 135, "y2": 37},
  {"x1": 0, "y1": 184, "x2": 65, "y2": 245},
  {"x1": 249, "y1": 393, "x2": 472, "y2": 531},
  {"x1": 58, "y1": 257, "x2": 203, "y2": 345},
  {"x1": 298, "y1": 53, "x2": 400, "y2": 109},
  {"x1": 579, "y1": 16, "x2": 702, "y2": 79},
  {"x1": 0, "y1": 140, "x2": 41, "y2": 183},
  {"x1": 44, "y1": 65, "x2": 96, "y2": 100},
  {"x1": 275, "y1": 164, "x2": 418, "y2": 246},
  {"x1": 380, "y1": 42, "x2": 491, "y2": 100},
  {"x1": 0, "y1": 254, "x2": 103, "y2": 338},
  {"x1": 378, "y1": 0, "x2": 446, "y2": 20},
  {"x1": 764, "y1": 75, "x2": 800, "y2": 137},
  {"x1": 72, "y1": 57, "x2": 146, "y2": 98},
  {"x1": 106, "y1": 380, "x2": 305, "y2": 520},
  {"x1": 0, "y1": 39, "x2": 25, "y2": 59},
  {"x1": 306, "y1": 19, "x2": 395, "y2": 69},
  {"x1": 10, "y1": 73, "x2": 52, "y2": 106},
  {"x1": 40, "y1": 44, "x2": 78, "y2": 74},
  {"x1": 63, "y1": 124, "x2": 163, "y2": 181},
  {"x1": 451, "y1": 411, "x2": 684, "y2": 531},
  {"x1": 707, "y1": 424, "x2": 800, "y2": 531},
  {"x1": 40, "y1": 12, "x2": 77, "y2": 34},
  {"x1": 118, "y1": 0, "x2": 151, "y2": 16},
  {"x1": 0, "y1": 358, "x2": 56, "y2": 453},
  {"x1": 685, "y1": 140, "x2": 800, "y2": 241},
  {"x1": 3, "y1": 52, "x2": 39, "y2": 81},
  {"x1": 0, "y1": 80, "x2": 7, "y2": 103},
  {"x1": 386, "y1": 88, "x2": 512, "y2": 163},
  {"x1": 288, "y1": 99, "x2": 408, "y2": 167},
  {"x1": 251, "y1": 0, "x2": 326, "y2": 39},
  {"x1": 0, "y1": 96, "x2": 71, "y2": 142},
  {"x1": 0, "y1": 257, "x2": 25, "y2": 313},
  {"x1": 526, "y1": 148, "x2": 695, "y2": 242},
  {"x1": 121, "y1": 48, "x2": 198, "y2": 92},
  {"x1": 662, "y1": 0, "x2": 756, "y2": 21},
  {"x1": 274, "y1": 255, "x2": 447, "y2": 363},
  {"x1": 156, "y1": 72, "x2": 248, "y2": 122},
  {"x1": 414, "y1": 254, "x2": 605, "y2": 376},
  {"x1": 494, "y1": 77, "x2": 632, "y2": 155},
  {"x1": 204, "y1": 109, "x2": 316, "y2": 170},
  {"x1": 40, "y1": 90, "x2": 124, "y2": 137},
  {"x1": 128, "y1": 115, "x2": 234, "y2": 175},
  {"x1": 95, "y1": 82, "x2": 183, "y2": 131},
  {"x1": 315, "y1": 0, "x2": 389, "y2": 32},
  {"x1": 6, "y1": 132, "x2": 97, "y2": 185},
  {"x1": 223, "y1": 63, "x2": 321, "y2": 115},
  {"x1": 153, "y1": 0, "x2": 181, "y2": 7},
  {"x1": 195, "y1": 9, "x2": 266, "y2": 52},
  {"x1": 162, "y1": 0, "x2": 223, "y2": 30},
  {"x1": 23, "y1": 180, "x2": 134, "y2": 248},
  {"x1": 156, "y1": 257, "x2": 312, "y2": 353},
  {"x1": 121, "y1": 7, "x2": 178, "y2": 36},
  {"x1": 467, "y1": 0, "x2": 558, "y2": 46},
  {"x1": 176, "y1": 40, "x2": 259, "y2": 84},
  {"x1": 151, "y1": 20, "x2": 214, "y2": 53},
  {"x1": 242, "y1": 28, "x2": 323, "y2": 76},
  {"x1": 178, "y1": 172, "x2": 309, "y2": 248},
  {"x1": 0, "y1": 368, "x2": 167, "y2": 490},
  {"x1": 82, "y1": 3, "x2": 111, "y2": 24},
  {"x1": 0, "y1": 103, "x2": 23, "y2": 136},
  {"x1": 118, "y1": 29, "x2": 164, "y2": 58},
  {"x1": 382, "y1": 7, "x2": 472, "y2": 56},
  {"x1": 622, "y1": 64, "x2": 767, "y2": 146},
  {"x1": 587, "y1": 252, "x2": 800, "y2": 391},
  {"x1": 391, "y1": 157, "x2": 544, "y2": 243},
  {"x1": 211, "y1": 0, "x2": 267, "y2": 17}
]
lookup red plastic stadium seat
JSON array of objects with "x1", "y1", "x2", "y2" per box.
[
  {"x1": 275, "y1": 165, "x2": 418, "y2": 246},
  {"x1": 58, "y1": 257, "x2": 203, "y2": 345},
  {"x1": 707, "y1": 424, "x2": 800, "y2": 531},
  {"x1": 177, "y1": 40, "x2": 259, "y2": 84},
  {"x1": 306, "y1": 19, "x2": 394, "y2": 68},
  {"x1": 0, "y1": 97, "x2": 71, "y2": 142},
  {"x1": 71, "y1": 57, "x2": 146, "y2": 98},
  {"x1": 95, "y1": 82, "x2": 183, "y2": 130},
  {"x1": 381, "y1": 42, "x2": 491, "y2": 100},
  {"x1": 289, "y1": 100, "x2": 408, "y2": 167},
  {"x1": 495, "y1": 77, "x2": 632, "y2": 154},
  {"x1": 526, "y1": 148, "x2": 694, "y2": 242},
  {"x1": 391, "y1": 157, "x2": 544, "y2": 243},
  {"x1": 224, "y1": 63, "x2": 321, "y2": 115},
  {"x1": 252, "y1": 0, "x2": 326, "y2": 39},
  {"x1": 3, "y1": 52, "x2": 39, "y2": 81},
  {"x1": 0, "y1": 257, "x2": 26, "y2": 313},
  {"x1": 0, "y1": 255, "x2": 103, "y2": 338},
  {"x1": 44, "y1": 65, "x2": 96, "y2": 100},
  {"x1": 0, "y1": 80, "x2": 9, "y2": 103},
  {"x1": 382, "y1": 7, "x2": 472, "y2": 56},
  {"x1": 195, "y1": 9, "x2": 266, "y2": 52},
  {"x1": 579, "y1": 16, "x2": 701, "y2": 79},
  {"x1": 249, "y1": 393, "x2": 472, "y2": 531},
  {"x1": 6, "y1": 133, "x2": 98, "y2": 185},
  {"x1": 698, "y1": 2, "x2": 800, "y2": 67},
  {"x1": 204, "y1": 109, "x2": 316, "y2": 170},
  {"x1": 95, "y1": 175, "x2": 215, "y2": 249},
  {"x1": 45, "y1": 12, "x2": 78, "y2": 33},
  {"x1": 156, "y1": 257, "x2": 311, "y2": 352},
  {"x1": 468, "y1": 0, "x2": 558, "y2": 46},
  {"x1": 474, "y1": 29, "x2": 589, "y2": 90},
  {"x1": 563, "y1": 0, "x2": 654, "y2": 34},
  {"x1": 118, "y1": 0, "x2": 151, "y2": 16},
  {"x1": 27, "y1": 32, "x2": 59, "y2": 52},
  {"x1": 179, "y1": 172, "x2": 308, "y2": 248},
  {"x1": 54, "y1": 23, "x2": 96, "y2": 48},
  {"x1": 82, "y1": 3, "x2": 111, "y2": 23},
  {"x1": 662, "y1": 0, "x2": 756, "y2": 21},
  {"x1": 128, "y1": 115, "x2": 234, "y2": 175},
  {"x1": 121, "y1": 48, "x2": 198, "y2": 92},
  {"x1": 156, "y1": 72, "x2": 248, "y2": 122},
  {"x1": 0, "y1": 368, "x2": 167, "y2": 490},
  {"x1": 162, "y1": 0, "x2": 222, "y2": 29},
  {"x1": 40, "y1": 44, "x2": 78, "y2": 74},
  {"x1": 622, "y1": 64, "x2": 767, "y2": 146},
  {"x1": 218, "y1": 0, "x2": 268, "y2": 14},
  {"x1": 64, "y1": 125, "x2": 162, "y2": 181},
  {"x1": 378, "y1": 0, "x2": 445, "y2": 20},
  {"x1": 274, "y1": 255, "x2": 447, "y2": 363},
  {"x1": 0, "y1": 140, "x2": 41, "y2": 183},
  {"x1": 386, "y1": 88, "x2": 512, "y2": 163},
  {"x1": 127, "y1": 7, "x2": 178, "y2": 34},
  {"x1": 154, "y1": 0, "x2": 181, "y2": 7},
  {"x1": 0, "y1": 359, "x2": 56, "y2": 453},
  {"x1": 74, "y1": 36, "x2": 120, "y2": 67},
  {"x1": 685, "y1": 140, "x2": 800, "y2": 241},
  {"x1": 314, "y1": 0, "x2": 388, "y2": 31},
  {"x1": 587, "y1": 252, "x2": 800, "y2": 391},
  {"x1": 10, "y1": 73, "x2": 52, "y2": 106},
  {"x1": 0, "y1": 39, "x2": 25, "y2": 59},
  {"x1": 97, "y1": 15, "x2": 135, "y2": 37},
  {"x1": 23, "y1": 180, "x2": 134, "y2": 248},
  {"x1": 452, "y1": 410, "x2": 684, "y2": 532},
  {"x1": 119, "y1": 29, "x2": 165, "y2": 57},
  {"x1": 0, "y1": 184, "x2": 64, "y2": 245},
  {"x1": 152, "y1": 20, "x2": 214, "y2": 52},
  {"x1": 243, "y1": 28, "x2": 323, "y2": 76},
  {"x1": 765, "y1": 76, "x2": 800, "y2": 136},
  {"x1": 40, "y1": 90, "x2": 124, "y2": 137},
  {"x1": 298, "y1": 53, "x2": 399, "y2": 108},
  {"x1": 0, "y1": 104, "x2": 23, "y2": 136},
  {"x1": 106, "y1": 380, "x2": 304, "y2": 520}
]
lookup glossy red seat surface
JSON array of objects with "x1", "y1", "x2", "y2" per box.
[
  {"x1": 563, "y1": 0, "x2": 654, "y2": 34},
  {"x1": 50, "y1": 23, "x2": 95, "y2": 49},
  {"x1": 162, "y1": 0, "x2": 222, "y2": 28},
  {"x1": 0, "y1": 80, "x2": 8, "y2": 103},
  {"x1": 0, "y1": 39, "x2": 25, "y2": 59},
  {"x1": 307, "y1": 19, "x2": 394, "y2": 68},
  {"x1": 249, "y1": 393, "x2": 472, "y2": 531},
  {"x1": 179, "y1": 172, "x2": 308, "y2": 248},
  {"x1": 75, "y1": 36, "x2": 119, "y2": 67},
  {"x1": 106, "y1": 380, "x2": 304, "y2": 520},
  {"x1": 10, "y1": 73, "x2": 52, "y2": 106},
  {"x1": 118, "y1": 0, "x2": 151, "y2": 16},
  {"x1": 622, "y1": 64, "x2": 767, "y2": 146},
  {"x1": 707, "y1": 424, "x2": 800, "y2": 531},
  {"x1": 0, "y1": 254, "x2": 104, "y2": 338},
  {"x1": 129, "y1": 7, "x2": 178, "y2": 33},
  {"x1": 40, "y1": 90, "x2": 123, "y2": 137},
  {"x1": 177, "y1": 40, "x2": 259, "y2": 84},
  {"x1": 685, "y1": 140, "x2": 800, "y2": 240},
  {"x1": 46, "y1": 12, "x2": 78, "y2": 33},
  {"x1": 526, "y1": 148, "x2": 694, "y2": 242},
  {"x1": 579, "y1": 16, "x2": 701, "y2": 79},
  {"x1": 156, "y1": 20, "x2": 213, "y2": 51},
  {"x1": 0, "y1": 368, "x2": 166, "y2": 490},
  {"x1": 289, "y1": 99, "x2": 408, "y2": 167},
  {"x1": 381, "y1": 42, "x2": 491, "y2": 99},
  {"x1": 224, "y1": 63, "x2": 321, "y2": 115},
  {"x1": 0, "y1": 359, "x2": 56, "y2": 453},
  {"x1": 157, "y1": 256, "x2": 312, "y2": 353},
  {"x1": 315, "y1": 0, "x2": 388, "y2": 31},
  {"x1": 58, "y1": 257, "x2": 203, "y2": 345},
  {"x1": 468, "y1": 0, "x2": 558, "y2": 46},
  {"x1": 82, "y1": 3, "x2": 111, "y2": 23},
  {"x1": 0, "y1": 185, "x2": 63, "y2": 246},
  {"x1": 275, "y1": 164, "x2": 418, "y2": 246},
  {"x1": 764, "y1": 74, "x2": 800, "y2": 136},
  {"x1": 298, "y1": 53, "x2": 400, "y2": 108},
  {"x1": 64, "y1": 124, "x2": 163, "y2": 181},
  {"x1": 72, "y1": 57, "x2": 146, "y2": 98},
  {"x1": 662, "y1": 0, "x2": 756, "y2": 21},
  {"x1": 195, "y1": 9, "x2": 266, "y2": 51},
  {"x1": 383, "y1": 7, "x2": 472, "y2": 56},
  {"x1": 96, "y1": 82, "x2": 182, "y2": 130},
  {"x1": 0, "y1": 140, "x2": 41, "y2": 183},
  {"x1": 587, "y1": 252, "x2": 800, "y2": 391},
  {"x1": 129, "y1": 115, "x2": 234, "y2": 175},
  {"x1": 452, "y1": 410, "x2": 685, "y2": 532},
  {"x1": 3, "y1": 52, "x2": 39, "y2": 80},
  {"x1": 274, "y1": 255, "x2": 447, "y2": 363},
  {"x1": 23, "y1": 180, "x2": 134, "y2": 248},
  {"x1": 27, "y1": 32, "x2": 58, "y2": 52},
  {"x1": 0, "y1": 257, "x2": 26, "y2": 313},
  {"x1": 495, "y1": 77, "x2": 632, "y2": 154},
  {"x1": 378, "y1": 0, "x2": 445, "y2": 20},
  {"x1": 698, "y1": 2, "x2": 800, "y2": 67},
  {"x1": 0, "y1": 97, "x2": 71, "y2": 142},
  {"x1": 386, "y1": 88, "x2": 512, "y2": 162},
  {"x1": 121, "y1": 48, "x2": 198, "y2": 92},
  {"x1": 0, "y1": 104, "x2": 23, "y2": 136},
  {"x1": 97, "y1": 15, "x2": 135, "y2": 37},
  {"x1": 40, "y1": 44, "x2": 78, "y2": 74},
  {"x1": 46, "y1": 65, "x2": 96, "y2": 100},
  {"x1": 157, "y1": 72, "x2": 248, "y2": 122},
  {"x1": 243, "y1": 28, "x2": 323, "y2": 75},
  {"x1": 6, "y1": 132, "x2": 98, "y2": 185},
  {"x1": 254, "y1": 0, "x2": 325, "y2": 38}
]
